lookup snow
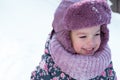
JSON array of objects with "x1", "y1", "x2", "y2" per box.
[
  {"x1": 0, "y1": 0, "x2": 119, "y2": 80},
  {"x1": 109, "y1": 12, "x2": 120, "y2": 79}
]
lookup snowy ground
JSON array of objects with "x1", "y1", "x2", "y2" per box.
[{"x1": 0, "y1": 0, "x2": 119, "y2": 80}]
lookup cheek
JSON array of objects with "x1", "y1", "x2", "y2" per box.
[
  {"x1": 95, "y1": 37, "x2": 101, "y2": 47},
  {"x1": 72, "y1": 40, "x2": 82, "y2": 52}
]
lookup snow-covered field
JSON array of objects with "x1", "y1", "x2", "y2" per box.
[{"x1": 0, "y1": 0, "x2": 119, "y2": 80}]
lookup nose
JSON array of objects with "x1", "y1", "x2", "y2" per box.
[{"x1": 86, "y1": 38, "x2": 95, "y2": 48}]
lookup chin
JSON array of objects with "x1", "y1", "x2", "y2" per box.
[{"x1": 78, "y1": 51, "x2": 95, "y2": 56}]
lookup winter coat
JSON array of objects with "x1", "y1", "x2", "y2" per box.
[{"x1": 31, "y1": 36, "x2": 117, "y2": 80}]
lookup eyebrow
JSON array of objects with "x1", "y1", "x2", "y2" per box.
[
  {"x1": 76, "y1": 32, "x2": 86, "y2": 35},
  {"x1": 96, "y1": 29, "x2": 100, "y2": 33},
  {"x1": 76, "y1": 29, "x2": 100, "y2": 35}
]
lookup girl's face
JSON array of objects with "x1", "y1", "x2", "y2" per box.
[{"x1": 70, "y1": 26, "x2": 101, "y2": 55}]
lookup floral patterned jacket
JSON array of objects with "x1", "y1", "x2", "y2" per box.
[{"x1": 31, "y1": 38, "x2": 117, "y2": 80}]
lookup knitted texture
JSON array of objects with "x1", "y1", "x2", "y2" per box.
[
  {"x1": 50, "y1": 35, "x2": 111, "y2": 80},
  {"x1": 31, "y1": 36, "x2": 117, "y2": 80},
  {"x1": 52, "y1": 0, "x2": 111, "y2": 53}
]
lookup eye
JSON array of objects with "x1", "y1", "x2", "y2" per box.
[
  {"x1": 95, "y1": 33, "x2": 100, "y2": 36},
  {"x1": 79, "y1": 36, "x2": 87, "y2": 38}
]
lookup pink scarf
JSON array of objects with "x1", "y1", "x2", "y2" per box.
[{"x1": 49, "y1": 35, "x2": 111, "y2": 80}]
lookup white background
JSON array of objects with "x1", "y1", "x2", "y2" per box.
[{"x1": 0, "y1": 0, "x2": 120, "y2": 80}]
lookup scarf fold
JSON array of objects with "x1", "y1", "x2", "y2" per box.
[{"x1": 49, "y1": 35, "x2": 111, "y2": 80}]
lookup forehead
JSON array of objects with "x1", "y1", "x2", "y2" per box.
[{"x1": 71, "y1": 26, "x2": 101, "y2": 34}]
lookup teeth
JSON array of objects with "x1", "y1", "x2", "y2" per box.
[{"x1": 87, "y1": 48, "x2": 93, "y2": 50}]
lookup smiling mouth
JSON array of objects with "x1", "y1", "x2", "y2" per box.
[{"x1": 83, "y1": 48, "x2": 94, "y2": 55}]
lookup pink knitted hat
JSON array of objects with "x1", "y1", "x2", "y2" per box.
[{"x1": 52, "y1": 0, "x2": 111, "y2": 53}]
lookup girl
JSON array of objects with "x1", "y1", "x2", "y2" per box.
[{"x1": 31, "y1": 0, "x2": 117, "y2": 80}]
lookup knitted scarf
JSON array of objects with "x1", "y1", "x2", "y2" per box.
[{"x1": 49, "y1": 35, "x2": 111, "y2": 80}]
